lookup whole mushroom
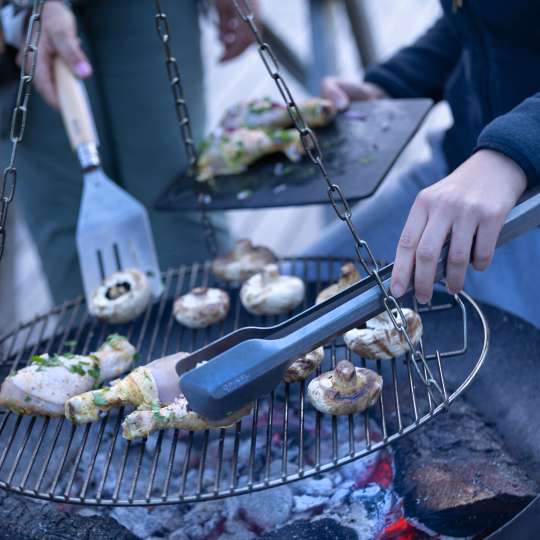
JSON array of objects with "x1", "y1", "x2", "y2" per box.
[
  {"x1": 283, "y1": 347, "x2": 325, "y2": 383},
  {"x1": 89, "y1": 268, "x2": 152, "y2": 324},
  {"x1": 240, "y1": 264, "x2": 305, "y2": 316},
  {"x1": 316, "y1": 262, "x2": 360, "y2": 304},
  {"x1": 307, "y1": 360, "x2": 382, "y2": 415},
  {"x1": 344, "y1": 308, "x2": 423, "y2": 360},
  {"x1": 212, "y1": 239, "x2": 277, "y2": 282},
  {"x1": 173, "y1": 287, "x2": 230, "y2": 329}
]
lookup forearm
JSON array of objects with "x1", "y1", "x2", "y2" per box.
[
  {"x1": 475, "y1": 92, "x2": 540, "y2": 188},
  {"x1": 365, "y1": 15, "x2": 462, "y2": 100}
]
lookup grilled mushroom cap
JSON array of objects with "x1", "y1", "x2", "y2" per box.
[
  {"x1": 211, "y1": 239, "x2": 277, "y2": 282},
  {"x1": 89, "y1": 269, "x2": 151, "y2": 324},
  {"x1": 307, "y1": 360, "x2": 382, "y2": 415},
  {"x1": 283, "y1": 347, "x2": 325, "y2": 383},
  {"x1": 173, "y1": 287, "x2": 230, "y2": 329},
  {"x1": 316, "y1": 262, "x2": 360, "y2": 304},
  {"x1": 240, "y1": 264, "x2": 305, "y2": 316},
  {"x1": 344, "y1": 308, "x2": 423, "y2": 360}
]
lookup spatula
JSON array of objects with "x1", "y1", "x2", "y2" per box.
[
  {"x1": 175, "y1": 190, "x2": 540, "y2": 421},
  {"x1": 54, "y1": 58, "x2": 162, "y2": 303}
]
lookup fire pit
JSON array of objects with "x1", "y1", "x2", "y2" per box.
[{"x1": 0, "y1": 260, "x2": 538, "y2": 539}]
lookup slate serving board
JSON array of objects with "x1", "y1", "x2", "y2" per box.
[{"x1": 155, "y1": 98, "x2": 433, "y2": 212}]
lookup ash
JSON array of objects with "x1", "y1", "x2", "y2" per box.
[{"x1": 67, "y1": 419, "x2": 460, "y2": 540}]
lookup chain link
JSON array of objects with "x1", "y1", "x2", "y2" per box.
[
  {"x1": 0, "y1": 0, "x2": 45, "y2": 262},
  {"x1": 153, "y1": 0, "x2": 218, "y2": 258},
  {"x1": 231, "y1": 0, "x2": 444, "y2": 401}
]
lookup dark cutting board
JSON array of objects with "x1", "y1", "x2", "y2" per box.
[{"x1": 155, "y1": 98, "x2": 433, "y2": 212}]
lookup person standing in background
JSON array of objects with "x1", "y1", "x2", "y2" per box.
[{"x1": 0, "y1": 0, "x2": 255, "y2": 304}]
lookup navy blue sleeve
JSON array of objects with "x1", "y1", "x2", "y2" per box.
[
  {"x1": 475, "y1": 93, "x2": 540, "y2": 187},
  {"x1": 364, "y1": 16, "x2": 461, "y2": 101}
]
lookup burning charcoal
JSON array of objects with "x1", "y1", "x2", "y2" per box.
[
  {"x1": 225, "y1": 486, "x2": 293, "y2": 531},
  {"x1": 293, "y1": 494, "x2": 329, "y2": 513},
  {"x1": 259, "y1": 518, "x2": 359, "y2": 540},
  {"x1": 219, "y1": 519, "x2": 258, "y2": 540},
  {"x1": 111, "y1": 505, "x2": 185, "y2": 540},
  {"x1": 169, "y1": 500, "x2": 225, "y2": 540},
  {"x1": 291, "y1": 476, "x2": 334, "y2": 497}
]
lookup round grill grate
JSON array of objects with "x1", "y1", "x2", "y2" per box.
[{"x1": 0, "y1": 257, "x2": 488, "y2": 505}]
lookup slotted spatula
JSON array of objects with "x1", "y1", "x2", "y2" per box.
[
  {"x1": 175, "y1": 190, "x2": 540, "y2": 421},
  {"x1": 54, "y1": 58, "x2": 162, "y2": 303}
]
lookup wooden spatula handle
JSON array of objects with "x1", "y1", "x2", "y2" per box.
[{"x1": 54, "y1": 57, "x2": 96, "y2": 149}]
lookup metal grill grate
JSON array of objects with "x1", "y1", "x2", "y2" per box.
[{"x1": 0, "y1": 257, "x2": 488, "y2": 506}]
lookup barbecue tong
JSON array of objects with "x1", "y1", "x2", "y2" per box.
[{"x1": 177, "y1": 191, "x2": 540, "y2": 421}]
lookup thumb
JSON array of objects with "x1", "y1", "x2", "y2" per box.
[
  {"x1": 321, "y1": 77, "x2": 350, "y2": 111},
  {"x1": 50, "y1": 27, "x2": 92, "y2": 79}
]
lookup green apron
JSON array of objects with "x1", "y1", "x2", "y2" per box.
[{"x1": 2, "y1": 0, "x2": 230, "y2": 304}]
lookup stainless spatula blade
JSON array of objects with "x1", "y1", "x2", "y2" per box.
[{"x1": 76, "y1": 168, "x2": 162, "y2": 303}]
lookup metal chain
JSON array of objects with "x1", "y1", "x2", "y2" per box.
[
  {"x1": 231, "y1": 0, "x2": 444, "y2": 402},
  {"x1": 0, "y1": 0, "x2": 45, "y2": 262},
  {"x1": 153, "y1": 0, "x2": 218, "y2": 258}
]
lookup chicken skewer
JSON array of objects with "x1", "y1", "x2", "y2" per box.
[
  {"x1": 0, "y1": 334, "x2": 135, "y2": 416},
  {"x1": 65, "y1": 351, "x2": 189, "y2": 424}
]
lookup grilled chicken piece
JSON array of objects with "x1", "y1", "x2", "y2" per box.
[
  {"x1": 0, "y1": 335, "x2": 135, "y2": 416},
  {"x1": 220, "y1": 97, "x2": 337, "y2": 130},
  {"x1": 196, "y1": 127, "x2": 303, "y2": 181},
  {"x1": 122, "y1": 394, "x2": 252, "y2": 440},
  {"x1": 65, "y1": 352, "x2": 189, "y2": 424}
]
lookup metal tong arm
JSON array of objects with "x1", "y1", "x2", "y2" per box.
[{"x1": 177, "y1": 189, "x2": 540, "y2": 375}]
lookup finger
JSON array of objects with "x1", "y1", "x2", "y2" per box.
[
  {"x1": 391, "y1": 200, "x2": 428, "y2": 298},
  {"x1": 34, "y1": 43, "x2": 58, "y2": 108},
  {"x1": 445, "y1": 218, "x2": 477, "y2": 294},
  {"x1": 219, "y1": 29, "x2": 253, "y2": 62},
  {"x1": 414, "y1": 215, "x2": 452, "y2": 304},
  {"x1": 472, "y1": 216, "x2": 502, "y2": 271},
  {"x1": 50, "y1": 27, "x2": 92, "y2": 78},
  {"x1": 321, "y1": 77, "x2": 350, "y2": 110}
]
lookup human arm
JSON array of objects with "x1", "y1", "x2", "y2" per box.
[
  {"x1": 215, "y1": 0, "x2": 257, "y2": 62},
  {"x1": 390, "y1": 150, "x2": 527, "y2": 303},
  {"x1": 364, "y1": 15, "x2": 462, "y2": 101},
  {"x1": 13, "y1": 1, "x2": 92, "y2": 108},
  {"x1": 321, "y1": 14, "x2": 461, "y2": 110},
  {"x1": 391, "y1": 91, "x2": 540, "y2": 303}
]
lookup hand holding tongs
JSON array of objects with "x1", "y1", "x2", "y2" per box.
[{"x1": 175, "y1": 190, "x2": 540, "y2": 421}]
